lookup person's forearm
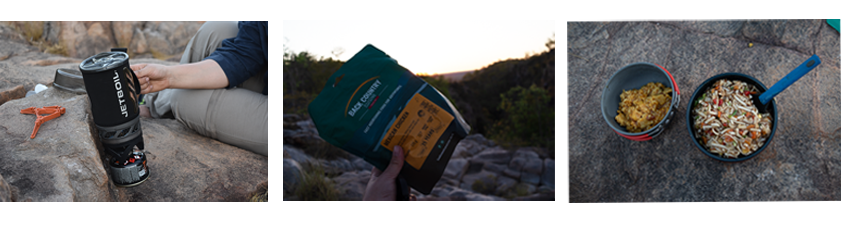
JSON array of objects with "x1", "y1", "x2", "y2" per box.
[{"x1": 167, "y1": 59, "x2": 229, "y2": 90}]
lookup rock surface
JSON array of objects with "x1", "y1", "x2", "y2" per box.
[
  {"x1": 0, "y1": 87, "x2": 111, "y2": 201},
  {"x1": 116, "y1": 117, "x2": 268, "y2": 202},
  {"x1": 0, "y1": 86, "x2": 268, "y2": 201},
  {"x1": 0, "y1": 21, "x2": 203, "y2": 60},
  {"x1": 0, "y1": 163, "x2": 14, "y2": 201},
  {"x1": 283, "y1": 158, "x2": 303, "y2": 195},
  {"x1": 283, "y1": 114, "x2": 555, "y2": 201},
  {"x1": 0, "y1": 84, "x2": 25, "y2": 106},
  {"x1": 568, "y1": 20, "x2": 840, "y2": 202}
]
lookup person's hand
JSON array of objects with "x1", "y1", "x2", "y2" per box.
[
  {"x1": 363, "y1": 145, "x2": 415, "y2": 201},
  {"x1": 131, "y1": 63, "x2": 171, "y2": 94}
]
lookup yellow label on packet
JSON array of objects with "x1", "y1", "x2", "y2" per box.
[{"x1": 381, "y1": 93, "x2": 454, "y2": 170}]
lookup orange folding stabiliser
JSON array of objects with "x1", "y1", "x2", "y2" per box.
[{"x1": 20, "y1": 105, "x2": 66, "y2": 139}]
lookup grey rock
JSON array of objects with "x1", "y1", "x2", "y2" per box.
[
  {"x1": 451, "y1": 139, "x2": 475, "y2": 158},
  {"x1": 74, "y1": 22, "x2": 113, "y2": 59},
  {"x1": 0, "y1": 84, "x2": 26, "y2": 107},
  {"x1": 429, "y1": 184, "x2": 506, "y2": 201},
  {"x1": 331, "y1": 170, "x2": 370, "y2": 200},
  {"x1": 465, "y1": 193, "x2": 505, "y2": 201},
  {"x1": 296, "y1": 119, "x2": 318, "y2": 134},
  {"x1": 284, "y1": 128, "x2": 326, "y2": 149},
  {"x1": 542, "y1": 159, "x2": 555, "y2": 189},
  {"x1": 283, "y1": 144, "x2": 312, "y2": 164},
  {"x1": 740, "y1": 20, "x2": 822, "y2": 56},
  {"x1": 523, "y1": 183, "x2": 537, "y2": 194},
  {"x1": 352, "y1": 158, "x2": 374, "y2": 171},
  {"x1": 321, "y1": 158, "x2": 354, "y2": 175},
  {"x1": 3, "y1": 21, "x2": 201, "y2": 59},
  {"x1": 521, "y1": 172, "x2": 541, "y2": 186},
  {"x1": 513, "y1": 191, "x2": 555, "y2": 201},
  {"x1": 460, "y1": 170, "x2": 497, "y2": 194},
  {"x1": 508, "y1": 148, "x2": 540, "y2": 173},
  {"x1": 431, "y1": 185, "x2": 455, "y2": 198},
  {"x1": 502, "y1": 167, "x2": 521, "y2": 179},
  {"x1": 471, "y1": 147, "x2": 511, "y2": 165},
  {"x1": 463, "y1": 133, "x2": 497, "y2": 147},
  {"x1": 0, "y1": 87, "x2": 110, "y2": 202},
  {"x1": 0, "y1": 173, "x2": 12, "y2": 202},
  {"x1": 658, "y1": 20, "x2": 744, "y2": 37},
  {"x1": 0, "y1": 22, "x2": 25, "y2": 41},
  {"x1": 283, "y1": 158, "x2": 303, "y2": 194},
  {"x1": 522, "y1": 157, "x2": 543, "y2": 175},
  {"x1": 495, "y1": 175, "x2": 518, "y2": 193},
  {"x1": 434, "y1": 177, "x2": 459, "y2": 189},
  {"x1": 126, "y1": 117, "x2": 268, "y2": 201},
  {"x1": 538, "y1": 185, "x2": 554, "y2": 193},
  {"x1": 410, "y1": 188, "x2": 425, "y2": 199},
  {"x1": 514, "y1": 147, "x2": 541, "y2": 159},
  {"x1": 283, "y1": 114, "x2": 303, "y2": 123},
  {"x1": 447, "y1": 186, "x2": 472, "y2": 199},
  {"x1": 442, "y1": 158, "x2": 468, "y2": 180},
  {"x1": 482, "y1": 162, "x2": 507, "y2": 174},
  {"x1": 461, "y1": 139, "x2": 487, "y2": 158},
  {"x1": 464, "y1": 133, "x2": 488, "y2": 144},
  {"x1": 283, "y1": 129, "x2": 297, "y2": 137}
]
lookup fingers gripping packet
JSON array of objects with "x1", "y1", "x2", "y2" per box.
[{"x1": 308, "y1": 44, "x2": 470, "y2": 194}]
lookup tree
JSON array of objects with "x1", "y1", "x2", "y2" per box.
[
  {"x1": 420, "y1": 75, "x2": 455, "y2": 105},
  {"x1": 283, "y1": 45, "x2": 345, "y2": 114},
  {"x1": 492, "y1": 84, "x2": 554, "y2": 148},
  {"x1": 545, "y1": 33, "x2": 555, "y2": 50},
  {"x1": 331, "y1": 47, "x2": 345, "y2": 59}
]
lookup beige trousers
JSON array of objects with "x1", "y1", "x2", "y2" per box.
[{"x1": 145, "y1": 21, "x2": 268, "y2": 156}]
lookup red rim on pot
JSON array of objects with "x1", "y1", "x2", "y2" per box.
[{"x1": 601, "y1": 62, "x2": 680, "y2": 141}]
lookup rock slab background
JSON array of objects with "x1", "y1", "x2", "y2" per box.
[
  {"x1": 1, "y1": 21, "x2": 204, "y2": 60},
  {"x1": 283, "y1": 115, "x2": 555, "y2": 201}
]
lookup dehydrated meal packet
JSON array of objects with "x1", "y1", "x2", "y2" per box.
[{"x1": 308, "y1": 44, "x2": 471, "y2": 194}]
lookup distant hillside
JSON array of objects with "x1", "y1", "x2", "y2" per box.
[{"x1": 438, "y1": 70, "x2": 472, "y2": 82}]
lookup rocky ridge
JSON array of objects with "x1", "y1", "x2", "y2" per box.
[
  {"x1": 0, "y1": 21, "x2": 203, "y2": 61},
  {"x1": 283, "y1": 114, "x2": 555, "y2": 201}
]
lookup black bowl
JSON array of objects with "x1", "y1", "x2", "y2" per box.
[{"x1": 686, "y1": 72, "x2": 777, "y2": 162}]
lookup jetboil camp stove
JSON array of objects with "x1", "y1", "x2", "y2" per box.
[{"x1": 79, "y1": 48, "x2": 149, "y2": 187}]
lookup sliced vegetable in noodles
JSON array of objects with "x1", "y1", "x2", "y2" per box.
[{"x1": 692, "y1": 79, "x2": 772, "y2": 158}]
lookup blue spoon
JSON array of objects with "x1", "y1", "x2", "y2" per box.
[{"x1": 753, "y1": 54, "x2": 821, "y2": 113}]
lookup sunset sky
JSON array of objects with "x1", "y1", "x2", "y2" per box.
[{"x1": 283, "y1": 20, "x2": 554, "y2": 75}]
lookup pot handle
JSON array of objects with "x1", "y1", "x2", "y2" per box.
[
  {"x1": 759, "y1": 55, "x2": 820, "y2": 105},
  {"x1": 111, "y1": 48, "x2": 142, "y2": 95}
]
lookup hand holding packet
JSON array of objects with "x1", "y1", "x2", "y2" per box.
[{"x1": 308, "y1": 44, "x2": 471, "y2": 194}]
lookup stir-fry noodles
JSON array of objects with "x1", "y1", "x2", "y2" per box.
[{"x1": 692, "y1": 79, "x2": 772, "y2": 158}]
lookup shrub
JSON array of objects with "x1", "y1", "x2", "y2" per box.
[
  {"x1": 490, "y1": 84, "x2": 554, "y2": 148},
  {"x1": 249, "y1": 182, "x2": 268, "y2": 202},
  {"x1": 294, "y1": 161, "x2": 340, "y2": 201},
  {"x1": 470, "y1": 175, "x2": 497, "y2": 195}
]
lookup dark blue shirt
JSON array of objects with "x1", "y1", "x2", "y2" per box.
[{"x1": 205, "y1": 21, "x2": 268, "y2": 95}]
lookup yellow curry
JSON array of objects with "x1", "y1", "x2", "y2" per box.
[{"x1": 615, "y1": 82, "x2": 672, "y2": 133}]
